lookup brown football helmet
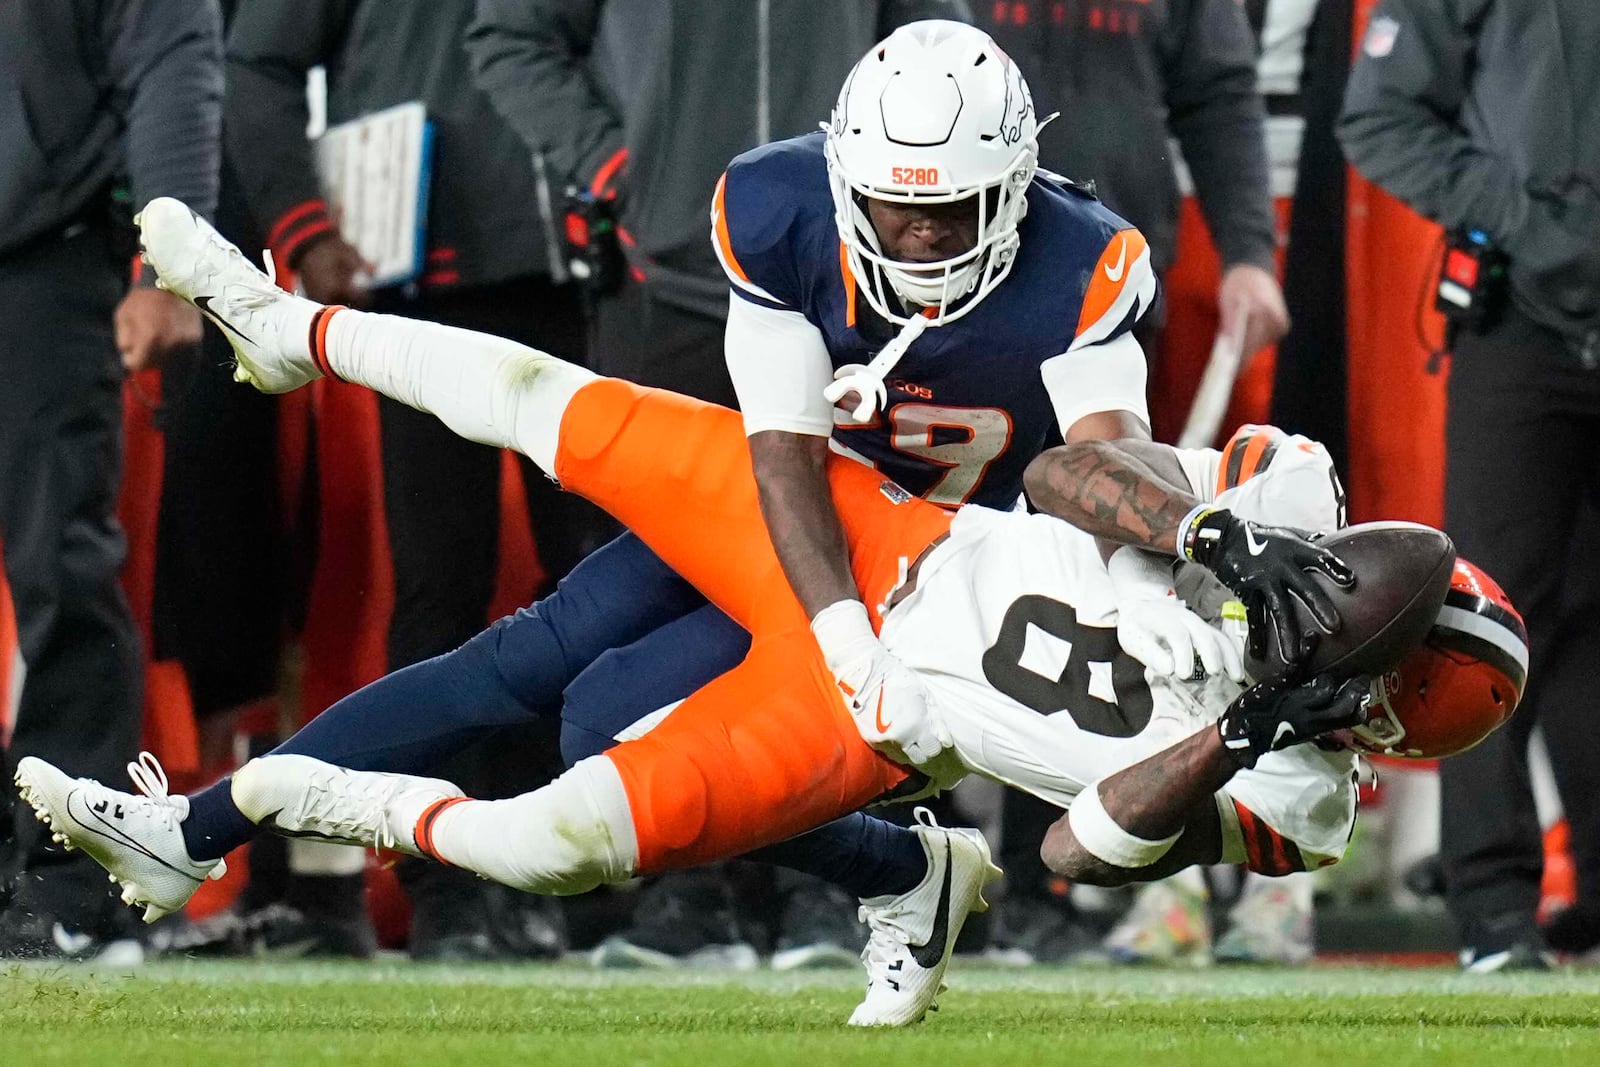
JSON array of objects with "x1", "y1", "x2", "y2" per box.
[{"x1": 1355, "y1": 558, "x2": 1527, "y2": 759}]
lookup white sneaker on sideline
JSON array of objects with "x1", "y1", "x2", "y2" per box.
[
  {"x1": 848, "y1": 809, "x2": 1002, "y2": 1027},
  {"x1": 14, "y1": 754, "x2": 227, "y2": 924},
  {"x1": 136, "y1": 196, "x2": 321, "y2": 393},
  {"x1": 231, "y1": 755, "x2": 463, "y2": 855}
]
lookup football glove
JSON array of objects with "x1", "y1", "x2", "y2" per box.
[
  {"x1": 1180, "y1": 506, "x2": 1355, "y2": 669},
  {"x1": 811, "y1": 599, "x2": 951, "y2": 766},
  {"x1": 1217, "y1": 672, "x2": 1370, "y2": 769},
  {"x1": 1108, "y1": 547, "x2": 1244, "y2": 682}
]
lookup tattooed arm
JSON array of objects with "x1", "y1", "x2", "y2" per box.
[
  {"x1": 1023, "y1": 434, "x2": 1202, "y2": 556},
  {"x1": 1040, "y1": 674, "x2": 1369, "y2": 885},
  {"x1": 1039, "y1": 727, "x2": 1232, "y2": 886}
]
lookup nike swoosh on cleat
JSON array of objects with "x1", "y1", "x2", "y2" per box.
[
  {"x1": 195, "y1": 295, "x2": 258, "y2": 345},
  {"x1": 909, "y1": 839, "x2": 955, "y2": 970},
  {"x1": 256, "y1": 810, "x2": 365, "y2": 846},
  {"x1": 65, "y1": 793, "x2": 207, "y2": 884}
]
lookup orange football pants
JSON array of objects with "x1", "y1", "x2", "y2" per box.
[{"x1": 552, "y1": 378, "x2": 953, "y2": 874}]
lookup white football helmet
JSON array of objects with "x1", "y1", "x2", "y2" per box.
[{"x1": 825, "y1": 21, "x2": 1041, "y2": 326}]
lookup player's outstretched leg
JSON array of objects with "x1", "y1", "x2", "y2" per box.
[
  {"x1": 848, "y1": 809, "x2": 1002, "y2": 1028},
  {"x1": 13, "y1": 755, "x2": 229, "y2": 923},
  {"x1": 230, "y1": 754, "x2": 637, "y2": 897},
  {"x1": 137, "y1": 198, "x2": 322, "y2": 393},
  {"x1": 138, "y1": 197, "x2": 594, "y2": 477}
]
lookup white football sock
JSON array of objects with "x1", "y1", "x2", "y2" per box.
[
  {"x1": 320, "y1": 309, "x2": 595, "y2": 474},
  {"x1": 419, "y1": 757, "x2": 639, "y2": 896}
]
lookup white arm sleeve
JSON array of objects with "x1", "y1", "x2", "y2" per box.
[
  {"x1": 1170, "y1": 447, "x2": 1224, "y2": 502},
  {"x1": 724, "y1": 293, "x2": 835, "y2": 438},
  {"x1": 1039, "y1": 331, "x2": 1151, "y2": 436}
]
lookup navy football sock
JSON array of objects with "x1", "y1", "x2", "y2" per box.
[
  {"x1": 181, "y1": 777, "x2": 258, "y2": 863},
  {"x1": 749, "y1": 812, "x2": 929, "y2": 899},
  {"x1": 181, "y1": 625, "x2": 544, "y2": 862}
]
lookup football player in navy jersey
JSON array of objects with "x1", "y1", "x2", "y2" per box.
[
  {"x1": 32, "y1": 22, "x2": 1345, "y2": 1024},
  {"x1": 712, "y1": 25, "x2": 1160, "y2": 765}
]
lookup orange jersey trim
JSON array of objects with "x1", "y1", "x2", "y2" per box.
[
  {"x1": 1075, "y1": 228, "x2": 1149, "y2": 338},
  {"x1": 1216, "y1": 424, "x2": 1287, "y2": 494},
  {"x1": 839, "y1": 242, "x2": 858, "y2": 328},
  {"x1": 1233, "y1": 799, "x2": 1306, "y2": 876},
  {"x1": 711, "y1": 173, "x2": 751, "y2": 283}
]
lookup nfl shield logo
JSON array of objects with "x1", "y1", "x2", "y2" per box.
[{"x1": 1363, "y1": 16, "x2": 1400, "y2": 59}]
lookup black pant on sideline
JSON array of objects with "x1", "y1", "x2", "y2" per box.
[
  {"x1": 591, "y1": 281, "x2": 735, "y2": 406},
  {"x1": 1441, "y1": 304, "x2": 1600, "y2": 948},
  {"x1": 0, "y1": 227, "x2": 143, "y2": 931},
  {"x1": 373, "y1": 274, "x2": 615, "y2": 675},
  {"x1": 153, "y1": 323, "x2": 287, "y2": 717}
]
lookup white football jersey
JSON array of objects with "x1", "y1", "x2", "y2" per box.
[{"x1": 878, "y1": 431, "x2": 1358, "y2": 866}]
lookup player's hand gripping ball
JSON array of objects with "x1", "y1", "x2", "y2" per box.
[{"x1": 1217, "y1": 672, "x2": 1371, "y2": 769}]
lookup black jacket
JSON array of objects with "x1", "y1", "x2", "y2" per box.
[
  {"x1": 0, "y1": 0, "x2": 222, "y2": 262},
  {"x1": 981, "y1": 0, "x2": 1276, "y2": 275},
  {"x1": 1340, "y1": 0, "x2": 1600, "y2": 343},
  {"x1": 467, "y1": 0, "x2": 970, "y2": 319},
  {"x1": 227, "y1": 0, "x2": 565, "y2": 289}
]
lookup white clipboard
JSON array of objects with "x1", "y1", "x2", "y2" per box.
[{"x1": 314, "y1": 101, "x2": 434, "y2": 288}]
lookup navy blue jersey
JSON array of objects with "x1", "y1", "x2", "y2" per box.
[{"x1": 713, "y1": 132, "x2": 1156, "y2": 509}]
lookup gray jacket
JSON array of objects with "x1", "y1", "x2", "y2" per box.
[
  {"x1": 227, "y1": 0, "x2": 564, "y2": 288},
  {"x1": 1340, "y1": 0, "x2": 1600, "y2": 343},
  {"x1": 467, "y1": 0, "x2": 970, "y2": 318},
  {"x1": 982, "y1": 0, "x2": 1275, "y2": 276},
  {"x1": 0, "y1": 0, "x2": 222, "y2": 263}
]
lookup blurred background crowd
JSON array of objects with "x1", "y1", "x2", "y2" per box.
[{"x1": 2, "y1": 0, "x2": 1597, "y2": 973}]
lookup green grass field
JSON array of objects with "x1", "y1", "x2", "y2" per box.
[{"x1": 6, "y1": 960, "x2": 1600, "y2": 1066}]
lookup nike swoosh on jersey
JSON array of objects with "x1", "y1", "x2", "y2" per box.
[
  {"x1": 909, "y1": 838, "x2": 955, "y2": 970},
  {"x1": 875, "y1": 691, "x2": 892, "y2": 733},
  {"x1": 1244, "y1": 525, "x2": 1268, "y2": 556},
  {"x1": 1103, "y1": 236, "x2": 1128, "y2": 283}
]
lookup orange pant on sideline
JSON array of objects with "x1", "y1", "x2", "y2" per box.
[{"x1": 553, "y1": 379, "x2": 953, "y2": 873}]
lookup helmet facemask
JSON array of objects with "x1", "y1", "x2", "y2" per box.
[
  {"x1": 826, "y1": 141, "x2": 1035, "y2": 326},
  {"x1": 824, "y1": 21, "x2": 1043, "y2": 327}
]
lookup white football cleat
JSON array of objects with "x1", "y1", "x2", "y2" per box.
[
  {"x1": 136, "y1": 196, "x2": 321, "y2": 393},
  {"x1": 231, "y1": 754, "x2": 464, "y2": 855},
  {"x1": 13, "y1": 753, "x2": 227, "y2": 924},
  {"x1": 847, "y1": 809, "x2": 1002, "y2": 1027}
]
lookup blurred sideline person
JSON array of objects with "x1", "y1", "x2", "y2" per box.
[
  {"x1": 214, "y1": 0, "x2": 612, "y2": 960},
  {"x1": 466, "y1": 0, "x2": 972, "y2": 966},
  {"x1": 1341, "y1": 0, "x2": 1600, "y2": 971},
  {"x1": 0, "y1": 0, "x2": 221, "y2": 961},
  {"x1": 979, "y1": 0, "x2": 1293, "y2": 962},
  {"x1": 982, "y1": 0, "x2": 1288, "y2": 362}
]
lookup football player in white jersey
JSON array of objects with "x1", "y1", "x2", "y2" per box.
[
  {"x1": 19, "y1": 198, "x2": 1378, "y2": 885},
  {"x1": 22, "y1": 201, "x2": 1532, "y2": 1025}
]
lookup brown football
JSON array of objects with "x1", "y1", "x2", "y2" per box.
[{"x1": 1244, "y1": 521, "x2": 1457, "y2": 681}]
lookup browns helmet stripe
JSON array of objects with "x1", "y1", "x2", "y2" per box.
[
  {"x1": 1433, "y1": 603, "x2": 1529, "y2": 692},
  {"x1": 1443, "y1": 588, "x2": 1528, "y2": 645}
]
